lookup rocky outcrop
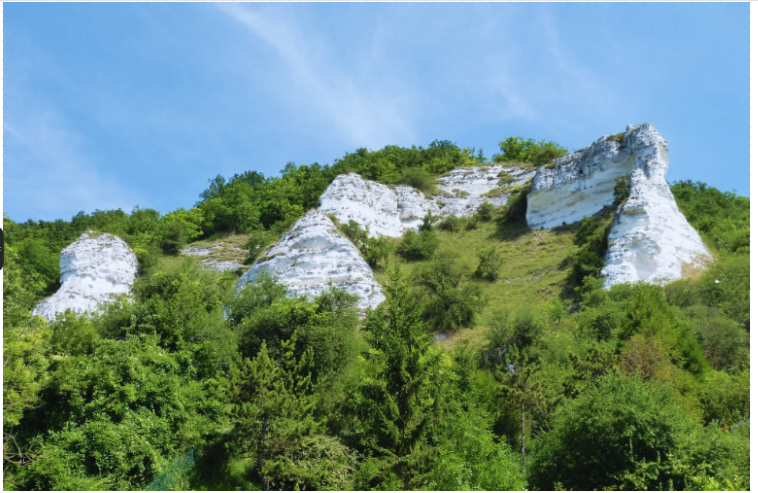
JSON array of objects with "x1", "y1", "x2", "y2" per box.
[
  {"x1": 318, "y1": 167, "x2": 535, "y2": 237},
  {"x1": 601, "y1": 125, "x2": 712, "y2": 287},
  {"x1": 317, "y1": 173, "x2": 405, "y2": 237},
  {"x1": 524, "y1": 123, "x2": 711, "y2": 287},
  {"x1": 181, "y1": 242, "x2": 247, "y2": 272},
  {"x1": 33, "y1": 232, "x2": 138, "y2": 321},
  {"x1": 235, "y1": 211, "x2": 385, "y2": 310},
  {"x1": 436, "y1": 165, "x2": 536, "y2": 217},
  {"x1": 526, "y1": 132, "x2": 637, "y2": 230}
]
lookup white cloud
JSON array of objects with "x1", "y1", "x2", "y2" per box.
[{"x1": 215, "y1": 3, "x2": 417, "y2": 149}]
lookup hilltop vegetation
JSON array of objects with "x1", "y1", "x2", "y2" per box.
[{"x1": 3, "y1": 137, "x2": 750, "y2": 491}]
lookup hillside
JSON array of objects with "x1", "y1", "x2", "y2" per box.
[{"x1": 3, "y1": 129, "x2": 750, "y2": 491}]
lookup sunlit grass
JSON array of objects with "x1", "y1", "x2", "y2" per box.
[{"x1": 376, "y1": 219, "x2": 579, "y2": 348}]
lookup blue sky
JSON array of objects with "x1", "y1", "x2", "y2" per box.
[{"x1": 4, "y1": 2, "x2": 749, "y2": 222}]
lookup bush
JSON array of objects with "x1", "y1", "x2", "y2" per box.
[
  {"x1": 397, "y1": 167, "x2": 435, "y2": 195},
  {"x1": 361, "y1": 235, "x2": 393, "y2": 269},
  {"x1": 497, "y1": 182, "x2": 531, "y2": 225},
  {"x1": 437, "y1": 215, "x2": 463, "y2": 232},
  {"x1": 244, "y1": 230, "x2": 278, "y2": 264},
  {"x1": 397, "y1": 229, "x2": 439, "y2": 261},
  {"x1": 340, "y1": 220, "x2": 367, "y2": 245},
  {"x1": 464, "y1": 215, "x2": 479, "y2": 231},
  {"x1": 492, "y1": 136, "x2": 568, "y2": 167},
  {"x1": 420, "y1": 211, "x2": 436, "y2": 231},
  {"x1": 475, "y1": 201, "x2": 496, "y2": 221},
  {"x1": 414, "y1": 252, "x2": 485, "y2": 332},
  {"x1": 338, "y1": 220, "x2": 391, "y2": 269},
  {"x1": 529, "y1": 374, "x2": 698, "y2": 491},
  {"x1": 473, "y1": 248, "x2": 502, "y2": 281}
]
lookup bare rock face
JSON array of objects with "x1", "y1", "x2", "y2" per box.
[
  {"x1": 525, "y1": 122, "x2": 711, "y2": 287},
  {"x1": 436, "y1": 165, "x2": 536, "y2": 217},
  {"x1": 33, "y1": 232, "x2": 138, "y2": 321},
  {"x1": 601, "y1": 125, "x2": 712, "y2": 287},
  {"x1": 527, "y1": 132, "x2": 637, "y2": 230},
  {"x1": 235, "y1": 211, "x2": 385, "y2": 310},
  {"x1": 317, "y1": 173, "x2": 404, "y2": 237},
  {"x1": 318, "y1": 167, "x2": 535, "y2": 237}
]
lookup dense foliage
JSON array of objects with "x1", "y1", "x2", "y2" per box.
[
  {"x1": 492, "y1": 136, "x2": 569, "y2": 167},
  {"x1": 3, "y1": 137, "x2": 749, "y2": 491}
]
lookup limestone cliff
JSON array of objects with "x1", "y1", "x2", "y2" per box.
[
  {"x1": 525, "y1": 123, "x2": 711, "y2": 287},
  {"x1": 235, "y1": 210, "x2": 385, "y2": 310},
  {"x1": 33, "y1": 232, "x2": 139, "y2": 321},
  {"x1": 601, "y1": 125, "x2": 712, "y2": 287}
]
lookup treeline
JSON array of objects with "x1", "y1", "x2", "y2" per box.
[{"x1": 3, "y1": 140, "x2": 481, "y2": 302}]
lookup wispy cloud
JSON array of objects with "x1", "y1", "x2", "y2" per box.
[
  {"x1": 5, "y1": 110, "x2": 139, "y2": 221},
  {"x1": 215, "y1": 3, "x2": 416, "y2": 149}
]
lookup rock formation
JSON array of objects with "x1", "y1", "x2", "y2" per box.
[
  {"x1": 33, "y1": 232, "x2": 139, "y2": 321},
  {"x1": 318, "y1": 166, "x2": 535, "y2": 237},
  {"x1": 235, "y1": 210, "x2": 385, "y2": 310},
  {"x1": 317, "y1": 173, "x2": 405, "y2": 237},
  {"x1": 239, "y1": 123, "x2": 711, "y2": 304},
  {"x1": 181, "y1": 242, "x2": 247, "y2": 272},
  {"x1": 601, "y1": 125, "x2": 712, "y2": 287},
  {"x1": 525, "y1": 123, "x2": 711, "y2": 287}
]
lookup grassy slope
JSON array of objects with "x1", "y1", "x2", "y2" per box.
[
  {"x1": 157, "y1": 217, "x2": 579, "y2": 351},
  {"x1": 158, "y1": 233, "x2": 252, "y2": 271},
  {"x1": 375, "y1": 219, "x2": 579, "y2": 348}
]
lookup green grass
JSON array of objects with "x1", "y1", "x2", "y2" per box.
[{"x1": 375, "y1": 219, "x2": 579, "y2": 348}]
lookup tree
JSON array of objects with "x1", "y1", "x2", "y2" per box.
[
  {"x1": 486, "y1": 310, "x2": 547, "y2": 467},
  {"x1": 222, "y1": 337, "x2": 335, "y2": 490},
  {"x1": 528, "y1": 374, "x2": 698, "y2": 491},
  {"x1": 352, "y1": 269, "x2": 445, "y2": 489}
]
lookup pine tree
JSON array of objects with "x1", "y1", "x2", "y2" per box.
[
  {"x1": 223, "y1": 337, "x2": 320, "y2": 490},
  {"x1": 355, "y1": 268, "x2": 444, "y2": 489}
]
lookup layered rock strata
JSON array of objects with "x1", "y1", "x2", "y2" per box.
[
  {"x1": 525, "y1": 123, "x2": 711, "y2": 287},
  {"x1": 33, "y1": 232, "x2": 139, "y2": 321},
  {"x1": 235, "y1": 210, "x2": 385, "y2": 310}
]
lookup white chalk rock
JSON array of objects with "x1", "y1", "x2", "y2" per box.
[
  {"x1": 601, "y1": 124, "x2": 712, "y2": 287},
  {"x1": 235, "y1": 210, "x2": 385, "y2": 310},
  {"x1": 318, "y1": 167, "x2": 534, "y2": 237},
  {"x1": 396, "y1": 185, "x2": 440, "y2": 231},
  {"x1": 318, "y1": 173, "x2": 403, "y2": 238},
  {"x1": 526, "y1": 133, "x2": 638, "y2": 230},
  {"x1": 436, "y1": 165, "x2": 536, "y2": 217},
  {"x1": 33, "y1": 232, "x2": 138, "y2": 321}
]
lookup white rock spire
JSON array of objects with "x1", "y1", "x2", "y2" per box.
[{"x1": 33, "y1": 231, "x2": 138, "y2": 321}]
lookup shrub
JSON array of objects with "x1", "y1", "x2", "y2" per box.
[
  {"x1": 492, "y1": 136, "x2": 568, "y2": 167},
  {"x1": 497, "y1": 181, "x2": 531, "y2": 225},
  {"x1": 244, "y1": 230, "x2": 278, "y2": 264},
  {"x1": 529, "y1": 374, "x2": 698, "y2": 491},
  {"x1": 473, "y1": 248, "x2": 502, "y2": 281},
  {"x1": 340, "y1": 220, "x2": 367, "y2": 245},
  {"x1": 437, "y1": 215, "x2": 463, "y2": 232},
  {"x1": 465, "y1": 215, "x2": 479, "y2": 231},
  {"x1": 414, "y1": 252, "x2": 485, "y2": 333},
  {"x1": 475, "y1": 201, "x2": 496, "y2": 221},
  {"x1": 361, "y1": 235, "x2": 393, "y2": 269},
  {"x1": 397, "y1": 167, "x2": 436, "y2": 195},
  {"x1": 397, "y1": 229, "x2": 440, "y2": 261},
  {"x1": 420, "y1": 210, "x2": 437, "y2": 232}
]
